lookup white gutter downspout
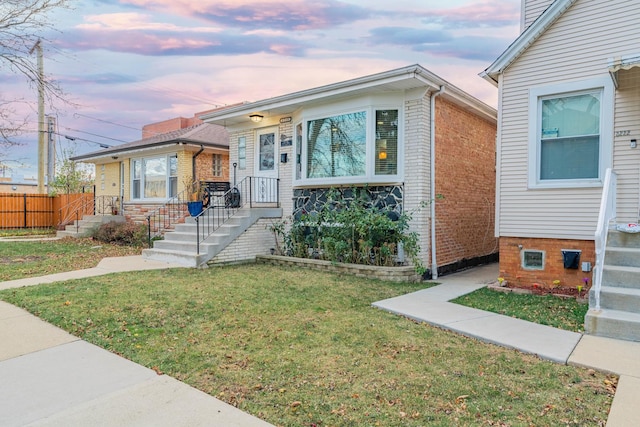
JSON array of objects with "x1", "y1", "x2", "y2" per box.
[{"x1": 430, "y1": 85, "x2": 445, "y2": 279}]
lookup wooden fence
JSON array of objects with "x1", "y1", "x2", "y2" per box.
[{"x1": 0, "y1": 192, "x2": 94, "y2": 229}]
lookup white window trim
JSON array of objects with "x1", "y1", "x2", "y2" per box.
[
  {"x1": 522, "y1": 249, "x2": 545, "y2": 270},
  {"x1": 295, "y1": 105, "x2": 404, "y2": 186},
  {"x1": 130, "y1": 153, "x2": 177, "y2": 201},
  {"x1": 527, "y1": 77, "x2": 613, "y2": 189}
]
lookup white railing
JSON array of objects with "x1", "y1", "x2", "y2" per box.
[{"x1": 593, "y1": 168, "x2": 617, "y2": 311}]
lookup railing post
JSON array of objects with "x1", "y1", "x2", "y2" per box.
[
  {"x1": 249, "y1": 177, "x2": 253, "y2": 208},
  {"x1": 147, "y1": 215, "x2": 152, "y2": 248},
  {"x1": 277, "y1": 178, "x2": 280, "y2": 208},
  {"x1": 196, "y1": 217, "x2": 200, "y2": 255}
]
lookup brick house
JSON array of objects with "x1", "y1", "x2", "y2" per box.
[
  {"x1": 71, "y1": 111, "x2": 229, "y2": 224},
  {"x1": 481, "y1": 0, "x2": 640, "y2": 340},
  {"x1": 172, "y1": 64, "x2": 497, "y2": 275}
]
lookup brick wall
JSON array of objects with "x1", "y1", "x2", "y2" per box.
[
  {"x1": 403, "y1": 96, "x2": 431, "y2": 266},
  {"x1": 434, "y1": 97, "x2": 498, "y2": 271},
  {"x1": 142, "y1": 117, "x2": 201, "y2": 138},
  {"x1": 499, "y1": 236, "x2": 595, "y2": 290},
  {"x1": 210, "y1": 218, "x2": 275, "y2": 263},
  {"x1": 194, "y1": 152, "x2": 230, "y2": 183}
]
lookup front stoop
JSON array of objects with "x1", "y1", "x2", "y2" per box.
[
  {"x1": 142, "y1": 207, "x2": 282, "y2": 267},
  {"x1": 585, "y1": 229, "x2": 640, "y2": 342},
  {"x1": 56, "y1": 215, "x2": 126, "y2": 238}
]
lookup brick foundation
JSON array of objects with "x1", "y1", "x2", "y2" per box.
[{"x1": 499, "y1": 237, "x2": 595, "y2": 291}]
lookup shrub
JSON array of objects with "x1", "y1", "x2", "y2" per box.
[
  {"x1": 93, "y1": 221, "x2": 148, "y2": 247},
  {"x1": 276, "y1": 188, "x2": 425, "y2": 273}
]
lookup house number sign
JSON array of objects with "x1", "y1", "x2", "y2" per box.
[{"x1": 615, "y1": 130, "x2": 631, "y2": 137}]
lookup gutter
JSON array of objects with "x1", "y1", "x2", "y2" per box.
[
  {"x1": 430, "y1": 85, "x2": 445, "y2": 279},
  {"x1": 192, "y1": 145, "x2": 204, "y2": 181}
]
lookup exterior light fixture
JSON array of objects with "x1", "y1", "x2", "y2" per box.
[{"x1": 250, "y1": 114, "x2": 263, "y2": 123}]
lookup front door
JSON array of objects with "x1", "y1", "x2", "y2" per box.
[{"x1": 254, "y1": 127, "x2": 278, "y2": 203}]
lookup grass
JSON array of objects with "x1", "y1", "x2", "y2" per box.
[
  {"x1": 0, "y1": 228, "x2": 56, "y2": 237},
  {"x1": 0, "y1": 265, "x2": 614, "y2": 426},
  {"x1": 453, "y1": 287, "x2": 589, "y2": 333},
  {"x1": 0, "y1": 238, "x2": 141, "y2": 281}
]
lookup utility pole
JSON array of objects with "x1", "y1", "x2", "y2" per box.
[
  {"x1": 29, "y1": 39, "x2": 46, "y2": 194},
  {"x1": 47, "y1": 115, "x2": 56, "y2": 183}
]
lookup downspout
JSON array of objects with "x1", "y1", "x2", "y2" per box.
[
  {"x1": 430, "y1": 85, "x2": 445, "y2": 279},
  {"x1": 192, "y1": 144, "x2": 204, "y2": 182}
]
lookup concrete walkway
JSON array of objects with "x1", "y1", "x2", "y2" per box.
[
  {"x1": 0, "y1": 255, "x2": 274, "y2": 427},
  {"x1": 373, "y1": 263, "x2": 640, "y2": 427}
]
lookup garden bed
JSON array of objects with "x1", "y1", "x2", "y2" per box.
[
  {"x1": 256, "y1": 254, "x2": 422, "y2": 282},
  {"x1": 488, "y1": 281, "x2": 588, "y2": 303}
]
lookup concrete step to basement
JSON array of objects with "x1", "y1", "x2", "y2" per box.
[
  {"x1": 604, "y1": 246, "x2": 640, "y2": 268},
  {"x1": 590, "y1": 286, "x2": 640, "y2": 312},
  {"x1": 600, "y1": 265, "x2": 640, "y2": 289},
  {"x1": 607, "y1": 229, "x2": 640, "y2": 248},
  {"x1": 585, "y1": 308, "x2": 640, "y2": 342}
]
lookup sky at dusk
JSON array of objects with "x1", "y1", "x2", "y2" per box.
[{"x1": 1, "y1": 0, "x2": 521, "y2": 181}]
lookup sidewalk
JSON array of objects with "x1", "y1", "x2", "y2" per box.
[
  {"x1": 373, "y1": 263, "x2": 640, "y2": 427},
  {"x1": 0, "y1": 255, "x2": 274, "y2": 427}
]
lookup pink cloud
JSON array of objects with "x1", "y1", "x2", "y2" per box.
[
  {"x1": 117, "y1": 0, "x2": 371, "y2": 30},
  {"x1": 424, "y1": 1, "x2": 520, "y2": 27}
]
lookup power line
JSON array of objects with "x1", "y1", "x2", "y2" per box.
[
  {"x1": 53, "y1": 132, "x2": 112, "y2": 148},
  {"x1": 63, "y1": 126, "x2": 129, "y2": 143},
  {"x1": 73, "y1": 113, "x2": 143, "y2": 133}
]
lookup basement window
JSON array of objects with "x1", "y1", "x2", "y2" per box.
[{"x1": 522, "y1": 250, "x2": 545, "y2": 270}]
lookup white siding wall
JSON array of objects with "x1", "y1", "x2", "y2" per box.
[
  {"x1": 523, "y1": 0, "x2": 555, "y2": 29},
  {"x1": 500, "y1": 0, "x2": 640, "y2": 240}
]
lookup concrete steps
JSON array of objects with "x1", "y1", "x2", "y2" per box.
[
  {"x1": 142, "y1": 207, "x2": 282, "y2": 268},
  {"x1": 586, "y1": 229, "x2": 640, "y2": 342},
  {"x1": 56, "y1": 215, "x2": 125, "y2": 238},
  {"x1": 585, "y1": 309, "x2": 640, "y2": 342}
]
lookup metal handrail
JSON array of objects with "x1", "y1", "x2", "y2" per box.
[
  {"x1": 593, "y1": 168, "x2": 617, "y2": 311},
  {"x1": 57, "y1": 192, "x2": 119, "y2": 229},
  {"x1": 194, "y1": 176, "x2": 280, "y2": 254},
  {"x1": 146, "y1": 181, "x2": 200, "y2": 246}
]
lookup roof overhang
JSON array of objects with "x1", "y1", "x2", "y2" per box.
[
  {"x1": 480, "y1": 0, "x2": 578, "y2": 86},
  {"x1": 608, "y1": 55, "x2": 640, "y2": 88},
  {"x1": 71, "y1": 140, "x2": 226, "y2": 163},
  {"x1": 202, "y1": 64, "x2": 496, "y2": 126}
]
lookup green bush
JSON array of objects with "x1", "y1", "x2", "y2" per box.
[
  {"x1": 93, "y1": 221, "x2": 148, "y2": 247},
  {"x1": 273, "y1": 188, "x2": 425, "y2": 273}
]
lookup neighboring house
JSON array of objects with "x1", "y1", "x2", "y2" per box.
[
  {"x1": 0, "y1": 176, "x2": 39, "y2": 194},
  {"x1": 71, "y1": 113, "x2": 229, "y2": 224},
  {"x1": 482, "y1": 0, "x2": 640, "y2": 340},
  {"x1": 174, "y1": 64, "x2": 498, "y2": 275}
]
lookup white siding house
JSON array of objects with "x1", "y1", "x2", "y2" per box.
[{"x1": 483, "y1": 0, "x2": 640, "y2": 340}]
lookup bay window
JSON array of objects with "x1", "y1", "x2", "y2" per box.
[
  {"x1": 299, "y1": 107, "x2": 401, "y2": 184},
  {"x1": 130, "y1": 154, "x2": 178, "y2": 200}
]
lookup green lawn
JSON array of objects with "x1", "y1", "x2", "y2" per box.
[
  {"x1": 453, "y1": 287, "x2": 589, "y2": 333},
  {"x1": 0, "y1": 238, "x2": 141, "y2": 281},
  {"x1": 0, "y1": 265, "x2": 614, "y2": 426}
]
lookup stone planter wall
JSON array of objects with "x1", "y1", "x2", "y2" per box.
[{"x1": 256, "y1": 255, "x2": 421, "y2": 283}]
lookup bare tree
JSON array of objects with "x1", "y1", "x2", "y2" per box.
[{"x1": 0, "y1": 0, "x2": 69, "y2": 160}]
